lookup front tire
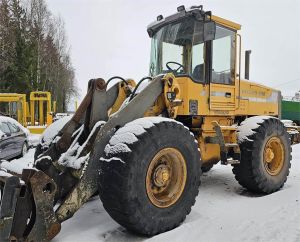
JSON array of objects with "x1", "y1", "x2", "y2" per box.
[
  {"x1": 233, "y1": 117, "x2": 291, "y2": 194},
  {"x1": 99, "y1": 117, "x2": 201, "y2": 235}
]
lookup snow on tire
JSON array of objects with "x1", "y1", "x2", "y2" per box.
[
  {"x1": 233, "y1": 116, "x2": 292, "y2": 194},
  {"x1": 99, "y1": 117, "x2": 201, "y2": 235}
]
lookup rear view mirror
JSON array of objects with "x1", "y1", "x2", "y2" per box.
[
  {"x1": 194, "y1": 20, "x2": 216, "y2": 44},
  {"x1": 203, "y1": 21, "x2": 216, "y2": 41}
]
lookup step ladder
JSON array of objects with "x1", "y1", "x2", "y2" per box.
[{"x1": 206, "y1": 121, "x2": 241, "y2": 165}]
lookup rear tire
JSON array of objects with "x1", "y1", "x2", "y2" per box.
[
  {"x1": 233, "y1": 117, "x2": 291, "y2": 194},
  {"x1": 99, "y1": 117, "x2": 201, "y2": 235}
]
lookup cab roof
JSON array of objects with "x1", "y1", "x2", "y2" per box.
[
  {"x1": 147, "y1": 5, "x2": 241, "y2": 37},
  {"x1": 211, "y1": 15, "x2": 241, "y2": 31}
]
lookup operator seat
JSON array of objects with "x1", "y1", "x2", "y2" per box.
[{"x1": 192, "y1": 64, "x2": 204, "y2": 82}]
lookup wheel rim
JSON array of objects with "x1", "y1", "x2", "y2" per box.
[
  {"x1": 146, "y1": 148, "x2": 187, "y2": 208},
  {"x1": 263, "y1": 137, "x2": 285, "y2": 176}
]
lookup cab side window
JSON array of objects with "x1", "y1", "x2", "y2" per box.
[
  {"x1": 191, "y1": 43, "x2": 205, "y2": 82},
  {"x1": 212, "y1": 26, "x2": 235, "y2": 85}
]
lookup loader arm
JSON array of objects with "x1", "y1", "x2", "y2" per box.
[
  {"x1": 56, "y1": 75, "x2": 164, "y2": 222},
  {"x1": 0, "y1": 75, "x2": 166, "y2": 241}
]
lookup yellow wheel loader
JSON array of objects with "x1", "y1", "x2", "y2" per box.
[{"x1": 0, "y1": 5, "x2": 292, "y2": 241}]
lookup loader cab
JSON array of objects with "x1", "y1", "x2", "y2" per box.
[
  {"x1": 148, "y1": 7, "x2": 215, "y2": 83},
  {"x1": 148, "y1": 6, "x2": 238, "y2": 83},
  {"x1": 148, "y1": 6, "x2": 241, "y2": 113}
]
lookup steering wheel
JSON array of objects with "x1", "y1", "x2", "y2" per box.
[{"x1": 166, "y1": 61, "x2": 184, "y2": 73}]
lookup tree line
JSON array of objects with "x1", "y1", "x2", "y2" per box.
[{"x1": 0, "y1": 0, "x2": 77, "y2": 112}]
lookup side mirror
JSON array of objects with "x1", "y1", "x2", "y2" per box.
[
  {"x1": 203, "y1": 21, "x2": 216, "y2": 41},
  {"x1": 194, "y1": 20, "x2": 216, "y2": 43}
]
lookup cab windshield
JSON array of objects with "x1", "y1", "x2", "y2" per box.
[{"x1": 149, "y1": 18, "x2": 205, "y2": 82}]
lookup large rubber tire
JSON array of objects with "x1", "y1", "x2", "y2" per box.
[
  {"x1": 233, "y1": 117, "x2": 291, "y2": 194},
  {"x1": 99, "y1": 117, "x2": 201, "y2": 236},
  {"x1": 201, "y1": 164, "x2": 213, "y2": 173}
]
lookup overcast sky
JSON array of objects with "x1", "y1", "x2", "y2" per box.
[{"x1": 46, "y1": 0, "x2": 300, "y2": 102}]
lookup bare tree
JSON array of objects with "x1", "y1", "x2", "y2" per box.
[{"x1": 0, "y1": 0, "x2": 77, "y2": 112}]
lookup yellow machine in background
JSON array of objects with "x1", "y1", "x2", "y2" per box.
[
  {"x1": 0, "y1": 91, "x2": 55, "y2": 133},
  {"x1": 28, "y1": 91, "x2": 55, "y2": 133},
  {"x1": 0, "y1": 93, "x2": 27, "y2": 125}
]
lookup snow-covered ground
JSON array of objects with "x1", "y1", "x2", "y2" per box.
[
  {"x1": 4, "y1": 143, "x2": 300, "y2": 242},
  {"x1": 28, "y1": 133, "x2": 41, "y2": 147}
]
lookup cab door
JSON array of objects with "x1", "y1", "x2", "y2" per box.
[{"x1": 209, "y1": 26, "x2": 236, "y2": 111}]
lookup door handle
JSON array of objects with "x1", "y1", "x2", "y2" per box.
[{"x1": 225, "y1": 92, "x2": 231, "y2": 98}]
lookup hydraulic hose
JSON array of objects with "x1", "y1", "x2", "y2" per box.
[{"x1": 129, "y1": 77, "x2": 153, "y2": 101}]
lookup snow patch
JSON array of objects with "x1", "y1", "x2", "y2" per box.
[
  {"x1": 69, "y1": 153, "x2": 90, "y2": 170},
  {"x1": 124, "y1": 118, "x2": 155, "y2": 129},
  {"x1": 288, "y1": 130, "x2": 299, "y2": 135},
  {"x1": 104, "y1": 143, "x2": 131, "y2": 156},
  {"x1": 69, "y1": 125, "x2": 84, "y2": 148},
  {"x1": 58, "y1": 121, "x2": 105, "y2": 169},
  {"x1": 100, "y1": 157, "x2": 125, "y2": 163},
  {"x1": 77, "y1": 122, "x2": 105, "y2": 156},
  {"x1": 104, "y1": 117, "x2": 183, "y2": 157},
  {"x1": 0, "y1": 149, "x2": 35, "y2": 174},
  {"x1": 238, "y1": 116, "x2": 277, "y2": 142},
  {"x1": 72, "y1": 125, "x2": 84, "y2": 138},
  {"x1": 40, "y1": 116, "x2": 72, "y2": 148},
  {"x1": 125, "y1": 116, "x2": 181, "y2": 130},
  {"x1": 282, "y1": 119, "x2": 299, "y2": 129},
  {"x1": 59, "y1": 144, "x2": 83, "y2": 169},
  {"x1": 28, "y1": 134, "x2": 41, "y2": 147},
  {"x1": 0, "y1": 169, "x2": 13, "y2": 178},
  {"x1": 35, "y1": 155, "x2": 52, "y2": 165},
  {"x1": 109, "y1": 132, "x2": 138, "y2": 145}
]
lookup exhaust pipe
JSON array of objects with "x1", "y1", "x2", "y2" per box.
[{"x1": 245, "y1": 50, "x2": 251, "y2": 80}]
